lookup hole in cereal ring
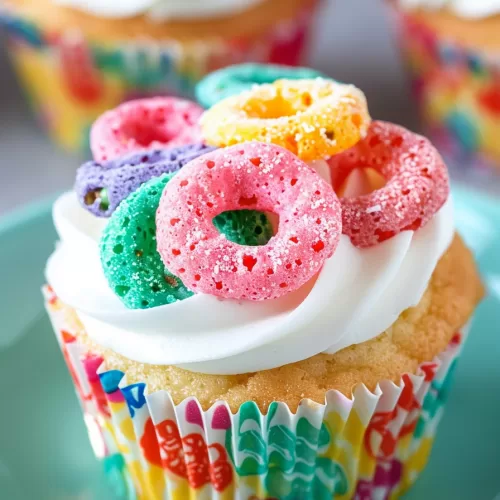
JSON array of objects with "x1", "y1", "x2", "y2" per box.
[
  {"x1": 213, "y1": 209, "x2": 275, "y2": 247},
  {"x1": 243, "y1": 93, "x2": 297, "y2": 119},
  {"x1": 122, "y1": 118, "x2": 173, "y2": 147},
  {"x1": 84, "y1": 188, "x2": 100, "y2": 206},
  {"x1": 335, "y1": 167, "x2": 386, "y2": 198},
  {"x1": 84, "y1": 187, "x2": 109, "y2": 211}
]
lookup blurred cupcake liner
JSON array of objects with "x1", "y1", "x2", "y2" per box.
[
  {"x1": 391, "y1": 7, "x2": 500, "y2": 174},
  {"x1": 0, "y1": 1, "x2": 319, "y2": 154},
  {"x1": 44, "y1": 285, "x2": 470, "y2": 500}
]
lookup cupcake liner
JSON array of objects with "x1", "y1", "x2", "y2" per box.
[
  {"x1": 390, "y1": 7, "x2": 500, "y2": 175},
  {"x1": 0, "y1": 0, "x2": 319, "y2": 154},
  {"x1": 44, "y1": 286, "x2": 471, "y2": 499}
]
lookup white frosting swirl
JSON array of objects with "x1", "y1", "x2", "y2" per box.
[
  {"x1": 400, "y1": 0, "x2": 500, "y2": 19},
  {"x1": 46, "y1": 187, "x2": 454, "y2": 375},
  {"x1": 54, "y1": 0, "x2": 265, "y2": 20}
]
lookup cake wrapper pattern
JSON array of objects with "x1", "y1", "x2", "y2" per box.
[
  {"x1": 0, "y1": 1, "x2": 319, "y2": 154},
  {"x1": 391, "y1": 7, "x2": 500, "y2": 173},
  {"x1": 44, "y1": 286, "x2": 469, "y2": 499}
]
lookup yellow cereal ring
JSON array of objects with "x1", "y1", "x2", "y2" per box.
[{"x1": 200, "y1": 78, "x2": 371, "y2": 161}]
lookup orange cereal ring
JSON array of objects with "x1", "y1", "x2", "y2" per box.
[{"x1": 200, "y1": 78, "x2": 371, "y2": 161}]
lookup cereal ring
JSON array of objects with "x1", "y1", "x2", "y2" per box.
[
  {"x1": 200, "y1": 79, "x2": 370, "y2": 161},
  {"x1": 91, "y1": 97, "x2": 204, "y2": 161},
  {"x1": 100, "y1": 173, "x2": 275, "y2": 308},
  {"x1": 328, "y1": 121, "x2": 450, "y2": 248},
  {"x1": 195, "y1": 63, "x2": 326, "y2": 109},
  {"x1": 156, "y1": 142, "x2": 341, "y2": 301},
  {"x1": 76, "y1": 143, "x2": 216, "y2": 217},
  {"x1": 100, "y1": 173, "x2": 193, "y2": 309}
]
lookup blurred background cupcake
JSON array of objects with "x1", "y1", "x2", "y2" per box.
[
  {"x1": 0, "y1": 0, "x2": 320, "y2": 154},
  {"x1": 389, "y1": 0, "x2": 500, "y2": 178}
]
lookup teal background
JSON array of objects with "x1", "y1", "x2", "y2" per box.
[{"x1": 0, "y1": 186, "x2": 499, "y2": 499}]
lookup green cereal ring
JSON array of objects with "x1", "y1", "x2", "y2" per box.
[
  {"x1": 100, "y1": 174, "x2": 274, "y2": 309},
  {"x1": 100, "y1": 173, "x2": 193, "y2": 309},
  {"x1": 195, "y1": 63, "x2": 328, "y2": 109},
  {"x1": 213, "y1": 210, "x2": 274, "y2": 247}
]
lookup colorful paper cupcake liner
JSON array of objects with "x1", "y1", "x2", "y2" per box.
[
  {"x1": 0, "y1": 1, "x2": 319, "y2": 154},
  {"x1": 391, "y1": 8, "x2": 500, "y2": 173},
  {"x1": 44, "y1": 285, "x2": 470, "y2": 499}
]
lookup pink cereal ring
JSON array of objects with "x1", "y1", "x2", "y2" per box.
[
  {"x1": 90, "y1": 97, "x2": 203, "y2": 161},
  {"x1": 156, "y1": 142, "x2": 342, "y2": 301},
  {"x1": 329, "y1": 121, "x2": 450, "y2": 248}
]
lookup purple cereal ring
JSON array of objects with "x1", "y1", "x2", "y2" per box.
[{"x1": 75, "y1": 143, "x2": 216, "y2": 217}]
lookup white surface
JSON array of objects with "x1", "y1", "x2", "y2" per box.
[
  {"x1": 0, "y1": 0, "x2": 419, "y2": 217},
  {"x1": 400, "y1": 0, "x2": 500, "y2": 19},
  {"x1": 56, "y1": 0, "x2": 266, "y2": 20}
]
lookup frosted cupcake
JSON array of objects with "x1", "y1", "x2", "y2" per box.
[
  {"x1": 0, "y1": 0, "x2": 320, "y2": 153},
  {"x1": 45, "y1": 75, "x2": 483, "y2": 499},
  {"x1": 390, "y1": 0, "x2": 500, "y2": 175}
]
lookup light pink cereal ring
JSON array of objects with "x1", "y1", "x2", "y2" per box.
[
  {"x1": 90, "y1": 97, "x2": 203, "y2": 161},
  {"x1": 329, "y1": 121, "x2": 450, "y2": 248},
  {"x1": 156, "y1": 142, "x2": 341, "y2": 301}
]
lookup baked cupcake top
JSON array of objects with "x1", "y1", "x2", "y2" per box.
[
  {"x1": 4, "y1": 0, "x2": 309, "y2": 41},
  {"x1": 46, "y1": 66, "x2": 454, "y2": 376}
]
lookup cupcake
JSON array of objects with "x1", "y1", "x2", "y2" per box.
[
  {"x1": 389, "y1": 0, "x2": 500, "y2": 176},
  {"x1": 0, "y1": 0, "x2": 320, "y2": 154},
  {"x1": 44, "y1": 72, "x2": 483, "y2": 499}
]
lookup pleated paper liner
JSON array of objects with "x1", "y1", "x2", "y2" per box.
[
  {"x1": 0, "y1": 1, "x2": 318, "y2": 153},
  {"x1": 44, "y1": 286, "x2": 469, "y2": 500}
]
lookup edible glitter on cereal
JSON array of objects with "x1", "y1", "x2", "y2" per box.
[
  {"x1": 200, "y1": 78, "x2": 371, "y2": 161},
  {"x1": 329, "y1": 121, "x2": 450, "y2": 248},
  {"x1": 100, "y1": 173, "x2": 193, "y2": 309},
  {"x1": 195, "y1": 63, "x2": 327, "y2": 109},
  {"x1": 91, "y1": 97, "x2": 203, "y2": 162},
  {"x1": 76, "y1": 143, "x2": 216, "y2": 217},
  {"x1": 156, "y1": 142, "x2": 342, "y2": 301}
]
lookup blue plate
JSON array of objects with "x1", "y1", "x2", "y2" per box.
[{"x1": 0, "y1": 187, "x2": 499, "y2": 499}]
